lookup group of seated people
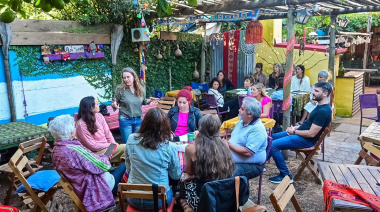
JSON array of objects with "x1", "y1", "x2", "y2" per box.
[{"x1": 48, "y1": 66, "x2": 333, "y2": 212}]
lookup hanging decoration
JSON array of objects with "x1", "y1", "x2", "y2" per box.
[
  {"x1": 245, "y1": 21, "x2": 263, "y2": 44},
  {"x1": 210, "y1": 34, "x2": 219, "y2": 49},
  {"x1": 283, "y1": 34, "x2": 295, "y2": 112},
  {"x1": 157, "y1": 50, "x2": 163, "y2": 60},
  {"x1": 157, "y1": 10, "x2": 260, "y2": 26},
  {"x1": 140, "y1": 50, "x2": 146, "y2": 83},
  {"x1": 175, "y1": 44, "x2": 183, "y2": 57},
  {"x1": 193, "y1": 62, "x2": 199, "y2": 78},
  {"x1": 240, "y1": 37, "x2": 256, "y2": 55},
  {"x1": 88, "y1": 41, "x2": 97, "y2": 56},
  {"x1": 141, "y1": 16, "x2": 146, "y2": 27}
]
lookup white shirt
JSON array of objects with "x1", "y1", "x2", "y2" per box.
[{"x1": 291, "y1": 75, "x2": 311, "y2": 92}]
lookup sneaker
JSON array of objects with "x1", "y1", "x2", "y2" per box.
[
  {"x1": 269, "y1": 174, "x2": 294, "y2": 184},
  {"x1": 263, "y1": 168, "x2": 266, "y2": 172}
]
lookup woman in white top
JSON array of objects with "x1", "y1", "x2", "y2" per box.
[
  {"x1": 291, "y1": 65, "x2": 311, "y2": 92},
  {"x1": 208, "y1": 78, "x2": 239, "y2": 119}
]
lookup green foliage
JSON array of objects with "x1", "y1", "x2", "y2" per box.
[
  {"x1": 220, "y1": 21, "x2": 249, "y2": 32},
  {"x1": 341, "y1": 13, "x2": 380, "y2": 32}
]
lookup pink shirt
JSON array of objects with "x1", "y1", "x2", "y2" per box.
[
  {"x1": 174, "y1": 111, "x2": 189, "y2": 136},
  {"x1": 76, "y1": 113, "x2": 116, "y2": 152},
  {"x1": 261, "y1": 96, "x2": 272, "y2": 118}
]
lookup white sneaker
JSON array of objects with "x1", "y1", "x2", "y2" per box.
[{"x1": 263, "y1": 168, "x2": 266, "y2": 172}]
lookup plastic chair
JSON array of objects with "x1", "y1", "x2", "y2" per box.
[
  {"x1": 238, "y1": 95, "x2": 246, "y2": 108},
  {"x1": 205, "y1": 94, "x2": 228, "y2": 116},
  {"x1": 191, "y1": 82, "x2": 209, "y2": 91},
  {"x1": 359, "y1": 94, "x2": 378, "y2": 135},
  {"x1": 257, "y1": 136, "x2": 272, "y2": 205},
  {"x1": 154, "y1": 89, "x2": 165, "y2": 98}
]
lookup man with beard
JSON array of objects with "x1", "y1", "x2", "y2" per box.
[
  {"x1": 224, "y1": 97, "x2": 268, "y2": 179},
  {"x1": 268, "y1": 81, "x2": 332, "y2": 184}
]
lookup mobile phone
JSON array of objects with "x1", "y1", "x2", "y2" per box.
[{"x1": 104, "y1": 143, "x2": 117, "y2": 157}]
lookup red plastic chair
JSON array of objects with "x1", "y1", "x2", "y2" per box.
[{"x1": 359, "y1": 94, "x2": 379, "y2": 135}]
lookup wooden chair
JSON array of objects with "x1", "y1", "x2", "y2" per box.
[
  {"x1": 57, "y1": 171, "x2": 87, "y2": 212},
  {"x1": 8, "y1": 149, "x2": 57, "y2": 212},
  {"x1": 269, "y1": 176, "x2": 302, "y2": 212},
  {"x1": 157, "y1": 97, "x2": 176, "y2": 113},
  {"x1": 118, "y1": 183, "x2": 175, "y2": 212},
  {"x1": 1, "y1": 137, "x2": 47, "y2": 205},
  {"x1": 354, "y1": 142, "x2": 380, "y2": 166},
  {"x1": 291, "y1": 128, "x2": 330, "y2": 184}
]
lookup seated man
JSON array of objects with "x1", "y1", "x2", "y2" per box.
[
  {"x1": 49, "y1": 115, "x2": 115, "y2": 212},
  {"x1": 269, "y1": 81, "x2": 333, "y2": 183},
  {"x1": 225, "y1": 97, "x2": 268, "y2": 179}
]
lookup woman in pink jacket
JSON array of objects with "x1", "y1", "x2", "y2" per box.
[{"x1": 76, "y1": 96, "x2": 125, "y2": 163}]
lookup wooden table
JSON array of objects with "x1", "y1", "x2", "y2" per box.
[
  {"x1": 318, "y1": 162, "x2": 380, "y2": 211},
  {"x1": 0, "y1": 122, "x2": 51, "y2": 150},
  {"x1": 360, "y1": 122, "x2": 380, "y2": 146},
  {"x1": 220, "y1": 117, "x2": 276, "y2": 133}
]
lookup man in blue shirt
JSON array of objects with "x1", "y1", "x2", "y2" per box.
[
  {"x1": 269, "y1": 81, "x2": 332, "y2": 184},
  {"x1": 225, "y1": 97, "x2": 268, "y2": 179}
]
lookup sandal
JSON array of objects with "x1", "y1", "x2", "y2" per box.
[{"x1": 180, "y1": 199, "x2": 195, "y2": 212}]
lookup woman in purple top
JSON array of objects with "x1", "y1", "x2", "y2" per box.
[
  {"x1": 50, "y1": 115, "x2": 115, "y2": 212},
  {"x1": 249, "y1": 82, "x2": 272, "y2": 118}
]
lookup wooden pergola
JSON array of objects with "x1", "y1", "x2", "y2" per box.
[{"x1": 156, "y1": 0, "x2": 380, "y2": 131}]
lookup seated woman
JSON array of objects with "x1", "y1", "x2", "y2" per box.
[
  {"x1": 298, "y1": 70, "x2": 330, "y2": 125},
  {"x1": 76, "y1": 96, "x2": 125, "y2": 163},
  {"x1": 248, "y1": 83, "x2": 272, "y2": 118},
  {"x1": 217, "y1": 70, "x2": 235, "y2": 93},
  {"x1": 167, "y1": 89, "x2": 202, "y2": 136},
  {"x1": 125, "y1": 108, "x2": 182, "y2": 210},
  {"x1": 50, "y1": 115, "x2": 115, "y2": 212},
  {"x1": 180, "y1": 114, "x2": 235, "y2": 212},
  {"x1": 271, "y1": 77, "x2": 284, "y2": 100},
  {"x1": 208, "y1": 78, "x2": 239, "y2": 119},
  {"x1": 243, "y1": 75, "x2": 255, "y2": 89},
  {"x1": 291, "y1": 64, "x2": 311, "y2": 92},
  {"x1": 268, "y1": 63, "x2": 284, "y2": 89},
  {"x1": 252, "y1": 63, "x2": 268, "y2": 87}
]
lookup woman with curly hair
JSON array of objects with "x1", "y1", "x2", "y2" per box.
[
  {"x1": 180, "y1": 114, "x2": 235, "y2": 212},
  {"x1": 111, "y1": 67, "x2": 158, "y2": 143}
]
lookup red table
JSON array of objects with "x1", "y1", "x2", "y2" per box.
[{"x1": 74, "y1": 104, "x2": 158, "y2": 130}]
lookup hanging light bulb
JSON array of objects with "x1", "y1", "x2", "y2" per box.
[
  {"x1": 141, "y1": 16, "x2": 146, "y2": 27},
  {"x1": 137, "y1": 13, "x2": 141, "y2": 18},
  {"x1": 133, "y1": 0, "x2": 138, "y2": 6}
]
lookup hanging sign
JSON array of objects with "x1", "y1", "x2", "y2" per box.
[
  {"x1": 157, "y1": 10, "x2": 260, "y2": 26},
  {"x1": 64, "y1": 45, "x2": 85, "y2": 53}
]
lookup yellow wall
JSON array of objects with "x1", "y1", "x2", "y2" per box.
[
  {"x1": 255, "y1": 20, "x2": 337, "y2": 87},
  {"x1": 335, "y1": 77, "x2": 355, "y2": 117}
]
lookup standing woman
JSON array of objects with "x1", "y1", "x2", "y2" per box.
[
  {"x1": 76, "y1": 96, "x2": 125, "y2": 163},
  {"x1": 248, "y1": 83, "x2": 272, "y2": 118},
  {"x1": 217, "y1": 70, "x2": 235, "y2": 93},
  {"x1": 111, "y1": 67, "x2": 158, "y2": 144},
  {"x1": 180, "y1": 114, "x2": 235, "y2": 212},
  {"x1": 291, "y1": 65, "x2": 311, "y2": 92},
  {"x1": 252, "y1": 63, "x2": 268, "y2": 87},
  {"x1": 268, "y1": 63, "x2": 284, "y2": 89},
  {"x1": 168, "y1": 89, "x2": 202, "y2": 137}
]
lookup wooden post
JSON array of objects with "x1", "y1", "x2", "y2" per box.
[
  {"x1": 111, "y1": 24, "x2": 124, "y2": 65},
  {"x1": 328, "y1": 15, "x2": 337, "y2": 86},
  {"x1": 282, "y1": 5, "x2": 296, "y2": 159},
  {"x1": 0, "y1": 22, "x2": 16, "y2": 122},
  {"x1": 363, "y1": 15, "x2": 372, "y2": 86},
  {"x1": 201, "y1": 23, "x2": 206, "y2": 83}
]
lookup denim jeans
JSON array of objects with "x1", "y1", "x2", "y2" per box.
[
  {"x1": 269, "y1": 131, "x2": 316, "y2": 177},
  {"x1": 109, "y1": 163, "x2": 126, "y2": 196},
  {"x1": 127, "y1": 188, "x2": 173, "y2": 210},
  {"x1": 119, "y1": 116, "x2": 142, "y2": 144},
  {"x1": 234, "y1": 163, "x2": 264, "y2": 180}
]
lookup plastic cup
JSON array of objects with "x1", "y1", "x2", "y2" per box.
[{"x1": 188, "y1": 132, "x2": 196, "y2": 143}]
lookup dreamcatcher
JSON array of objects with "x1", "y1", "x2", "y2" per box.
[{"x1": 240, "y1": 37, "x2": 257, "y2": 55}]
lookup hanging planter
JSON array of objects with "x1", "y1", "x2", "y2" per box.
[{"x1": 245, "y1": 21, "x2": 263, "y2": 44}]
